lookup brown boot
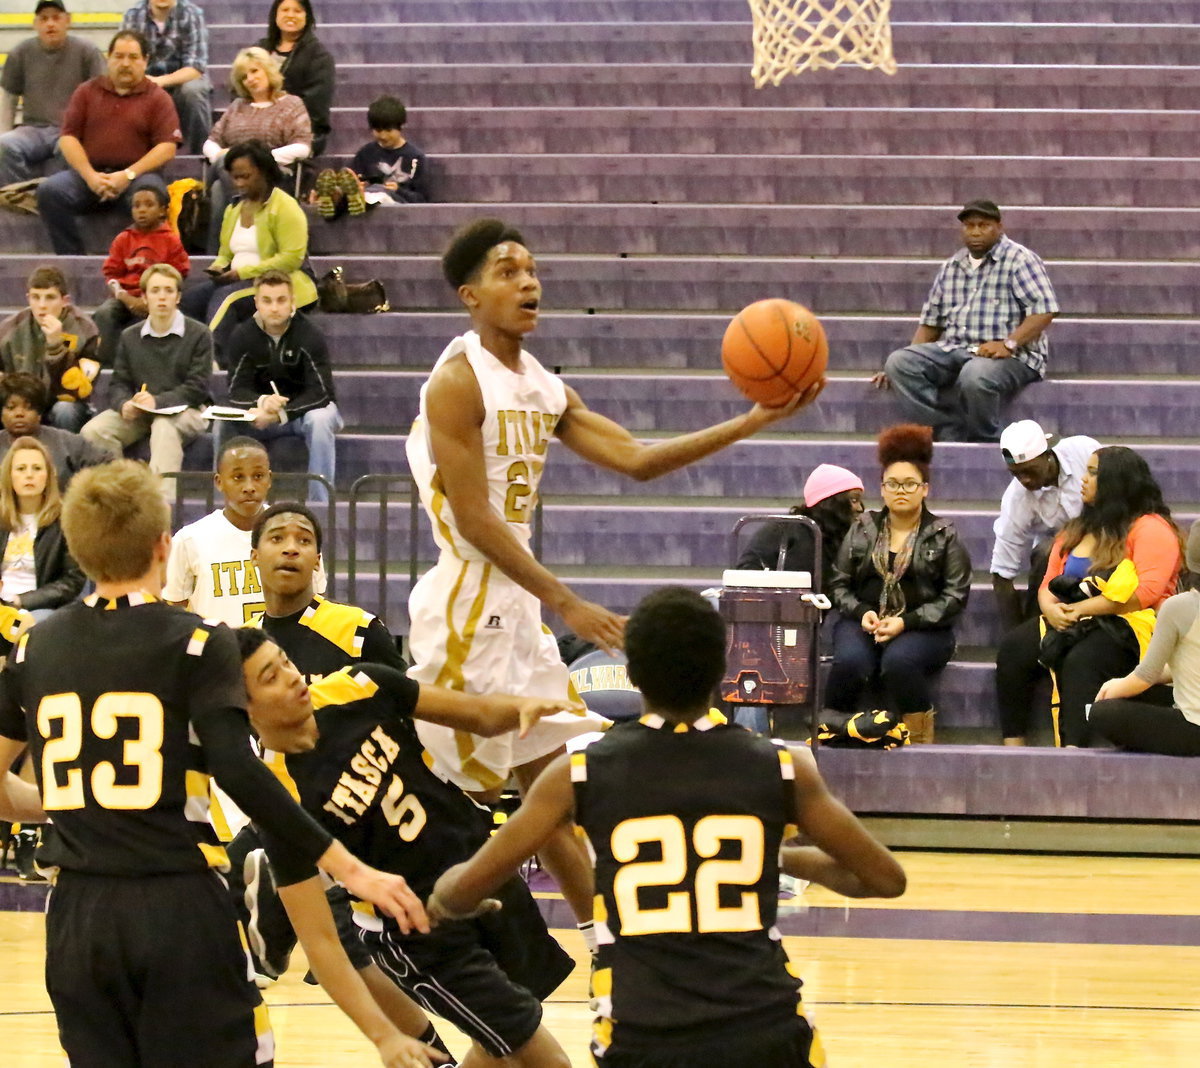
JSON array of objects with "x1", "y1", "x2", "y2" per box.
[{"x1": 902, "y1": 709, "x2": 936, "y2": 744}]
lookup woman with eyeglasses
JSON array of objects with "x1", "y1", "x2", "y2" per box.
[{"x1": 826, "y1": 424, "x2": 971, "y2": 743}]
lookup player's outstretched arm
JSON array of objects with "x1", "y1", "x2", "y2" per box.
[
  {"x1": 415, "y1": 684, "x2": 584, "y2": 739},
  {"x1": 278, "y1": 877, "x2": 445, "y2": 1068},
  {"x1": 781, "y1": 746, "x2": 906, "y2": 899},
  {"x1": 425, "y1": 359, "x2": 626, "y2": 652},
  {"x1": 315, "y1": 839, "x2": 431, "y2": 935},
  {"x1": 0, "y1": 736, "x2": 44, "y2": 823},
  {"x1": 428, "y1": 752, "x2": 575, "y2": 923},
  {"x1": 554, "y1": 379, "x2": 824, "y2": 483}
]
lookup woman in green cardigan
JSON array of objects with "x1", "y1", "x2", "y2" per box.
[{"x1": 181, "y1": 139, "x2": 317, "y2": 364}]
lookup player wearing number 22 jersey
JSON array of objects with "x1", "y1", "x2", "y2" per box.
[{"x1": 430, "y1": 587, "x2": 907, "y2": 1068}]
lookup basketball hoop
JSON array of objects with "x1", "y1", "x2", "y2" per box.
[{"x1": 747, "y1": 0, "x2": 898, "y2": 88}]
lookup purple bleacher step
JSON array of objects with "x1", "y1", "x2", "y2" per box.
[
  {"x1": 16, "y1": 254, "x2": 1200, "y2": 317},
  {"x1": 11, "y1": 200, "x2": 1200, "y2": 258},
  {"x1": 206, "y1": 21, "x2": 1200, "y2": 67},
  {"x1": 324, "y1": 105, "x2": 1200, "y2": 158},
  {"x1": 266, "y1": 312, "x2": 1200, "y2": 378},
  {"x1": 817, "y1": 745, "x2": 1200, "y2": 820},
  {"x1": 195, "y1": 0, "x2": 1200, "y2": 25},
  {"x1": 209, "y1": 61, "x2": 1200, "y2": 112},
  {"x1": 309, "y1": 370, "x2": 1200, "y2": 443}
]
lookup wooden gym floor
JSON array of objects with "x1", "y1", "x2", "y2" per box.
[{"x1": 3, "y1": 851, "x2": 1199, "y2": 1066}]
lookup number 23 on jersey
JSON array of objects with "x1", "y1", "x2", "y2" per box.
[{"x1": 39, "y1": 692, "x2": 165, "y2": 811}]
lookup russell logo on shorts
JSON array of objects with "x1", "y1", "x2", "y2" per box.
[{"x1": 484, "y1": 614, "x2": 503, "y2": 630}]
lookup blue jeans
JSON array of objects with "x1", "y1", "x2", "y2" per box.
[
  {"x1": 0, "y1": 124, "x2": 63, "y2": 186},
  {"x1": 883, "y1": 342, "x2": 1039, "y2": 442},
  {"x1": 36, "y1": 169, "x2": 167, "y2": 255},
  {"x1": 215, "y1": 402, "x2": 343, "y2": 503},
  {"x1": 46, "y1": 399, "x2": 92, "y2": 433},
  {"x1": 825, "y1": 615, "x2": 955, "y2": 717},
  {"x1": 166, "y1": 76, "x2": 212, "y2": 155}
]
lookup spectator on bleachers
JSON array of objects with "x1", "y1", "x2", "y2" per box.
[
  {"x1": 202, "y1": 47, "x2": 311, "y2": 249},
  {"x1": 994, "y1": 446, "x2": 1183, "y2": 748},
  {"x1": 35, "y1": 30, "x2": 180, "y2": 255},
  {"x1": 313, "y1": 95, "x2": 429, "y2": 218},
  {"x1": 991, "y1": 419, "x2": 1100, "y2": 631},
  {"x1": 0, "y1": 0, "x2": 105, "y2": 187},
  {"x1": 0, "y1": 265, "x2": 99, "y2": 432},
  {"x1": 0, "y1": 435, "x2": 85, "y2": 620},
  {"x1": 180, "y1": 139, "x2": 317, "y2": 362},
  {"x1": 0, "y1": 374, "x2": 107, "y2": 489},
  {"x1": 736, "y1": 463, "x2": 864, "y2": 584},
  {"x1": 93, "y1": 184, "x2": 190, "y2": 365},
  {"x1": 216, "y1": 271, "x2": 340, "y2": 504},
  {"x1": 826, "y1": 424, "x2": 971, "y2": 744},
  {"x1": 260, "y1": 0, "x2": 334, "y2": 156},
  {"x1": 121, "y1": 0, "x2": 211, "y2": 154},
  {"x1": 874, "y1": 199, "x2": 1059, "y2": 443},
  {"x1": 81, "y1": 263, "x2": 211, "y2": 501},
  {"x1": 1090, "y1": 520, "x2": 1200, "y2": 757}
]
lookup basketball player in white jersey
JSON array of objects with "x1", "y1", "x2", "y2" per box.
[
  {"x1": 164, "y1": 436, "x2": 326, "y2": 627},
  {"x1": 407, "y1": 218, "x2": 824, "y2": 930}
]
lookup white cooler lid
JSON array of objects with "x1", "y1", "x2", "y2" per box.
[{"x1": 721, "y1": 569, "x2": 812, "y2": 590}]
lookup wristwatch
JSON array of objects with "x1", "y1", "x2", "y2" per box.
[
  {"x1": 1003, "y1": 338, "x2": 1018, "y2": 353},
  {"x1": 124, "y1": 168, "x2": 137, "y2": 182}
]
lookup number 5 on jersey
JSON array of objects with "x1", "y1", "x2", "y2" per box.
[{"x1": 39, "y1": 692, "x2": 165, "y2": 811}]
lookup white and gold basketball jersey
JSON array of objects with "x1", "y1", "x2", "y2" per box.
[{"x1": 407, "y1": 330, "x2": 568, "y2": 561}]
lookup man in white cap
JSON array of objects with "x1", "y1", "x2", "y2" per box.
[{"x1": 991, "y1": 418, "x2": 1099, "y2": 630}]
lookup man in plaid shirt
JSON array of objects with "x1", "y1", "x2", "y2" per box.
[
  {"x1": 875, "y1": 199, "x2": 1060, "y2": 443},
  {"x1": 121, "y1": 0, "x2": 210, "y2": 153}
]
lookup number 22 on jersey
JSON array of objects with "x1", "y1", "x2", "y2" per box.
[
  {"x1": 611, "y1": 814, "x2": 765, "y2": 936},
  {"x1": 38, "y1": 692, "x2": 165, "y2": 811}
]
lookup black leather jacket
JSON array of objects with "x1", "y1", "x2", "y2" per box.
[
  {"x1": 829, "y1": 506, "x2": 971, "y2": 630},
  {"x1": 0, "y1": 519, "x2": 86, "y2": 611}
]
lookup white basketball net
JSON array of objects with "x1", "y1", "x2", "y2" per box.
[{"x1": 748, "y1": 0, "x2": 898, "y2": 88}]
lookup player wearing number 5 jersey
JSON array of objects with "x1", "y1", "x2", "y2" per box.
[
  {"x1": 431, "y1": 587, "x2": 906, "y2": 1068},
  {"x1": 235, "y1": 628, "x2": 577, "y2": 1067},
  {"x1": 0, "y1": 461, "x2": 433, "y2": 1068},
  {"x1": 407, "y1": 219, "x2": 825, "y2": 936}
]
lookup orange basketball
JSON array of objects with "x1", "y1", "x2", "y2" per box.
[{"x1": 721, "y1": 298, "x2": 828, "y2": 407}]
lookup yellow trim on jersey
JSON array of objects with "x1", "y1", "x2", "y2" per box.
[
  {"x1": 208, "y1": 788, "x2": 235, "y2": 843},
  {"x1": 592, "y1": 1014, "x2": 614, "y2": 1054},
  {"x1": 186, "y1": 628, "x2": 210, "y2": 657},
  {"x1": 262, "y1": 750, "x2": 301, "y2": 803},
  {"x1": 454, "y1": 732, "x2": 507, "y2": 792},
  {"x1": 569, "y1": 752, "x2": 588, "y2": 782},
  {"x1": 0, "y1": 603, "x2": 29, "y2": 644},
  {"x1": 434, "y1": 562, "x2": 492, "y2": 691},
  {"x1": 311, "y1": 668, "x2": 381, "y2": 711},
  {"x1": 351, "y1": 899, "x2": 379, "y2": 918},
  {"x1": 301, "y1": 597, "x2": 374, "y2": 659},
  {"x1": 428, "y1": 467, "x2": 461, "y2": 559},
  {"x1": 198, "y1": 842, "x2": 230, "y2": 869}
]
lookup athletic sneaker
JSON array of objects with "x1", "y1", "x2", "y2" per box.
[
  {"x1": 336, "y1": 168, "x2": 367, "y2": 216},
  {"x1": 313, "y1": 168, "x2": 340, "y2": 219},
  {"x1": 244, "y1": 847, "x2": 294, "y2": 983}
]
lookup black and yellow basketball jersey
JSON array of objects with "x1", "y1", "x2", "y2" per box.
[
  {"x1": 0, "y1": 595, "x2": 252, "y2": 876},
  {"x1": 257, "y1": 595, "x2": 406, "y2": 679},
  {"x1": 259, "y1": 662, "x2": 493, "y2": 901},
  {"x1": 573, "y1": 712, "x2": 804, "y2": 1045}
]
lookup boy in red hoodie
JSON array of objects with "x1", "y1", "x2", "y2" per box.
[{"x1": 93, "y1": 187, "x2": 191, "y2": 365}]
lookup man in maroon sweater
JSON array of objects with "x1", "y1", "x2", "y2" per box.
[{"x1": 36, "y1": 29, "x2": 180, "y2": 254}]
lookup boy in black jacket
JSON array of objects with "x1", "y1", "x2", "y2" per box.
[{"x1": 217, "y1": 271, "x2": 341, "y2": 503}]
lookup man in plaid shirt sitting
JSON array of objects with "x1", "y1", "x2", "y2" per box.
[
  {"x1": 874, "y1": 199, "x2": 1060, "y2": 443},
  {"x1": 121, "y1": 0, "x2": 210, "y2": 153}
]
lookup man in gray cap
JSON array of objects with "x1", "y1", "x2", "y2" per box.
[
  {"x1": 873, "y1": 199, "x2": 1060, "y2": 442},
  {"x1": 0, "y1": 1, "x2": 105, "y2": 186},
  {"x1": 990, "y1": 418, "x2": 1100, "y2": 630}
]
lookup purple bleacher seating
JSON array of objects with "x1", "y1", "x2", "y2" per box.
[{"x1": 817, "y1": 746, "x2": 1200, "y2": 821}]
